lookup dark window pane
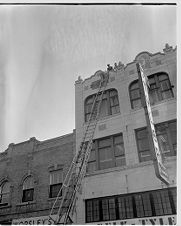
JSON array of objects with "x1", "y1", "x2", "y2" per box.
[
  {"x1": 132, "y1": 99, "x2": 142, "y2": 108},
  {"x1": 22, "y1": 188, "x2": 34, "y2": 202},
  {"x1": 160, "y1": 190, "x2": 172, "y2": 215},
  {"x1": 118, "y1": 197, "x2": 126, "y2": 219},
  {"x1": 87, "y1": 161, "x2": 96, "y2": 173},
  {"x1": 99, "y1": 99, "x2": 109, "y2": 117},
  {"x1": 149, "y1": 89, "x2": 160, "y2": 104},
  {"x1": 142, "y1": 193, "x2": 152, "y2": 217},
  {"x1": 102, "y1": 199, "x2": 109, "y2": 221},
  {"x1": 115, "y1": 156, "x2": 126, "y2": 166},
  {"x1": 152, "y1": 191, "x2": 164, "y2": 216},
  {"x1": 158, "y1": 74, "x2": 168, "y2": 81},
  {"x1": 86, "y1": 201, "x2": 93, "y2": 222},
  {"x1": 109, "y1": 198, "x2": 116, "y2": 220},
  {"x1": 99, "y1": 147, "x2": 112, "y2": 161},
  {"x1": 135, "y1": 194, "x2": 144, "y2": 217},
  {"x1": 170, "y1": 188, "x2": 177, "y2": 213},
  {"x1": 49, "y1": 183, "x2": 62, "y2": 198},
  {"x1": 89, "y1": 150, "x2": 96, "y2": 162},
  {"x1": 130, "y1": 89, "x2": 140, "y2": 99},
  {"x1": 138, "y1": 138, "x2": 149, "y2": 151},
  {"x1": 114, "y1": 144, "x2": 125, "y2": 156},
  {"x1": 93, "y1": 200, "x2": 100, "y2": 222},
  {"x1": 140, "y1": 151, "x2": 152, "y2": 162},
  {"x1": 137, "y1": 129, "x2": 147, "y2": 139},
  {"x1": 130, "y1": 82, "x2": 139, "y2": 90},
  {"x1": 99, "y1": 160, "x2": 113, "y2": 170},
  {"x1": 114, "y1": 135, "x2": 123, "y2": 144},
  {"x1": 125, "y1": 196, "x2": 134, "y2": 219},
  {"x1": 98, "y1": 138, "x2": 111, "y2": 148}
]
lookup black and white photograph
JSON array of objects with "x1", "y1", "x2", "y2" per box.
[{"x1": 0, "y1": 2, "x2": 177, "y2": 225}]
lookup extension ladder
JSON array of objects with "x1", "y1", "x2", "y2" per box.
[{"x1": 49, "y1": 71, "x2": 109, "y2": 224}]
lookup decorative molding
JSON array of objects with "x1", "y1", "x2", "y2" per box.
[
  {"x1": 114, "y1": 61, "x2": 124, "y2": 71},
  {"x1": 163, "y1": 43, "x2": 174, "y2": 54},
  {"x1": 75, "y1": 76, "x2": 83, "y2": 84},
  {"x1": 90, "y1": 79, "x2": 101, "y2": 90},
  {"x1": 135, "y1": 52, "x2": 151, "y2": 69}
]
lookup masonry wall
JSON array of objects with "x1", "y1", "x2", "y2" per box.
[
  {"x1": 0, "y1": 132, "x2": 75, "y2": 223},
  {"x1": 74, "y1": 45, "x2": 177, "y2": 224}
]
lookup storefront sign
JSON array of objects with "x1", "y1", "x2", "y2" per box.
[
  {"x1": 88, "y1": 215, "x2": 176, "y2": 225},
  {"x1": 136, "y1": 63, "x2": 169, "y2": 185},
  {"x1": 12, "y1": 215, "x2": 56, "y2": 225}
]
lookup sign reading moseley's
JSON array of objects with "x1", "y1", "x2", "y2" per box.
[
  {"x1": 136, "y1": 63, "x2": 169, "y2": 185},
  {"x1": 12, "y1": 215, "x2": 56, "y2": 225},
  {"x1": 87, "y1": 215, "x2": 176, "y2": 225}
]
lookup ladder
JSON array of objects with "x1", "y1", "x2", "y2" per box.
[{"x1": 49, "y1": 71, "x2": 109, "y2": 224}]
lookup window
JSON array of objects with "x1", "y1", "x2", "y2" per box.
[
  {"x1": 136, "y1": 120, "x2": 176, "y2": 162},
  {"x1": 129, "y1": 73, "x2": 174, "y2": 109},
  {"x1": 85, "y1": 89, "x2": 120, "y2": 122},
  {"x1": 85, "y1": 187, "x2": 176, "y2": 223},
  {"x1": 152, "y1": 190, "x2": 172, "y2": 216},
  {"x1": 22, "y1": 176, "x2": 34, "y2": 202},
  {"x1": 49, "y1": 170, "x2": 63, "y2": 198},
  {"x1": 87, "y1": 133, "x2": 126, "y2": 172},
  {"x1": 86, "y1": 199, "x2": 100, "y2": 223},
  {"x1": 101, "y1": 198, "x2": 116, "y2": 221},
  {"x1": 118, "y1": 196, "x2": 134, "y2": 219},
  {"x1": 0, "y1": 181, "x2": 10, "y2": 206}
]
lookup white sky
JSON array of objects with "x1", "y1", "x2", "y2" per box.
[{"x1": 0, "y1": 4, "x2": 176, "y2": 151}]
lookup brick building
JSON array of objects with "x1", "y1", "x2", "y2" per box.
[
  {"x1": 0, "y1": 132, "x2": 75, "y2": 224},
  {"x1": 74, "y1": 44, "x2": 177, "y2": 225}
]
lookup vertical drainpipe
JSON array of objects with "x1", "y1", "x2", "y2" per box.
[{"x1": 125, "y1": 174, "x2": 129, "y2": 193}]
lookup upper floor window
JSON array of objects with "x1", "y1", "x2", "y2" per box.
[
  {"x1": 22, "y1": 176, "x2": 34, "y2": 202},
  {"x1": 87, "y1": 133, "x2": 126, "y2": 172},
  {"x1": 0, "y1": 181, "x2": 10, "y2": 206},
  {"x1": 135, "y1": 120, "x2": 176, "y2": 162},
  {"x1": 49, "y1": 170, "x2": 63, "y2": 198},
  {"x1": 85, "y1": 89, "x2": 120, "y2": 122},
  {"x1": 129, "y1": 73, "x2": 174, "y2": 109}
]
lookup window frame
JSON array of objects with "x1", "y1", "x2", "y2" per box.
[
  {"x1": 49, "y1": 169, "x2": 63, "y2": 199},
  {"x1": 135, "y1": 120, "x2": 176, "y2": 162},
  {"x1": 85, "y1": 187, "x2": 176, "y2": 223},
  {"x1": 129, "y1": 72, "x2": 174, "y2": 109},
  {"x1": 87, "y1": 133, "x2": 126, "y2": 172},
  {"x1": 84, "y1": 89, "x2": 120, "y2": 122},
  {"x1": 22, "y1": 176, "x2": 34, "y2": 203},
  {"x1": 0, "y1": 181, "x2": 10, "y2": 206}
]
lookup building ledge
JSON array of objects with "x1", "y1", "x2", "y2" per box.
[
  {"x1": 0, "y1": 204, "x2": 11, "y2": 209},
  {"x1": 86, "y1": 156, "x2": 176, "y2": 177},
  {"x1": 16, "y1": 201, "x2": 36, "y2": 206}
]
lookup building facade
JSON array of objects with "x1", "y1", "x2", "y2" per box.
[
  {"x1": 0, "y1": 132, "x2": 75, "y2": 224},
  {"x1": 75, "y1": 44, "x2": 177, "y2": 225}
]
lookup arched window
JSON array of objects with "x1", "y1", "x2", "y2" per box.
[
  {"x1": 129, "y1": 72, "x2": 174, "y2": 109},
  {"x1": 84, "y1": 89, "x2": 120, "y2": 122},
  {"x1": 22, "y1": 176, "x2": 34, "y2": 202},
  {"x1": 0, "y1": 181, "x2": 10, "y2": 206}
]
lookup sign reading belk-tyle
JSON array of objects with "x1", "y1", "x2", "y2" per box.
[
  {"x1": 88, "y1": 214, "x2": 176, "y2": 225},
  {"x1": 136, "y1": 63, "x2": 169, "y2": 185}
]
